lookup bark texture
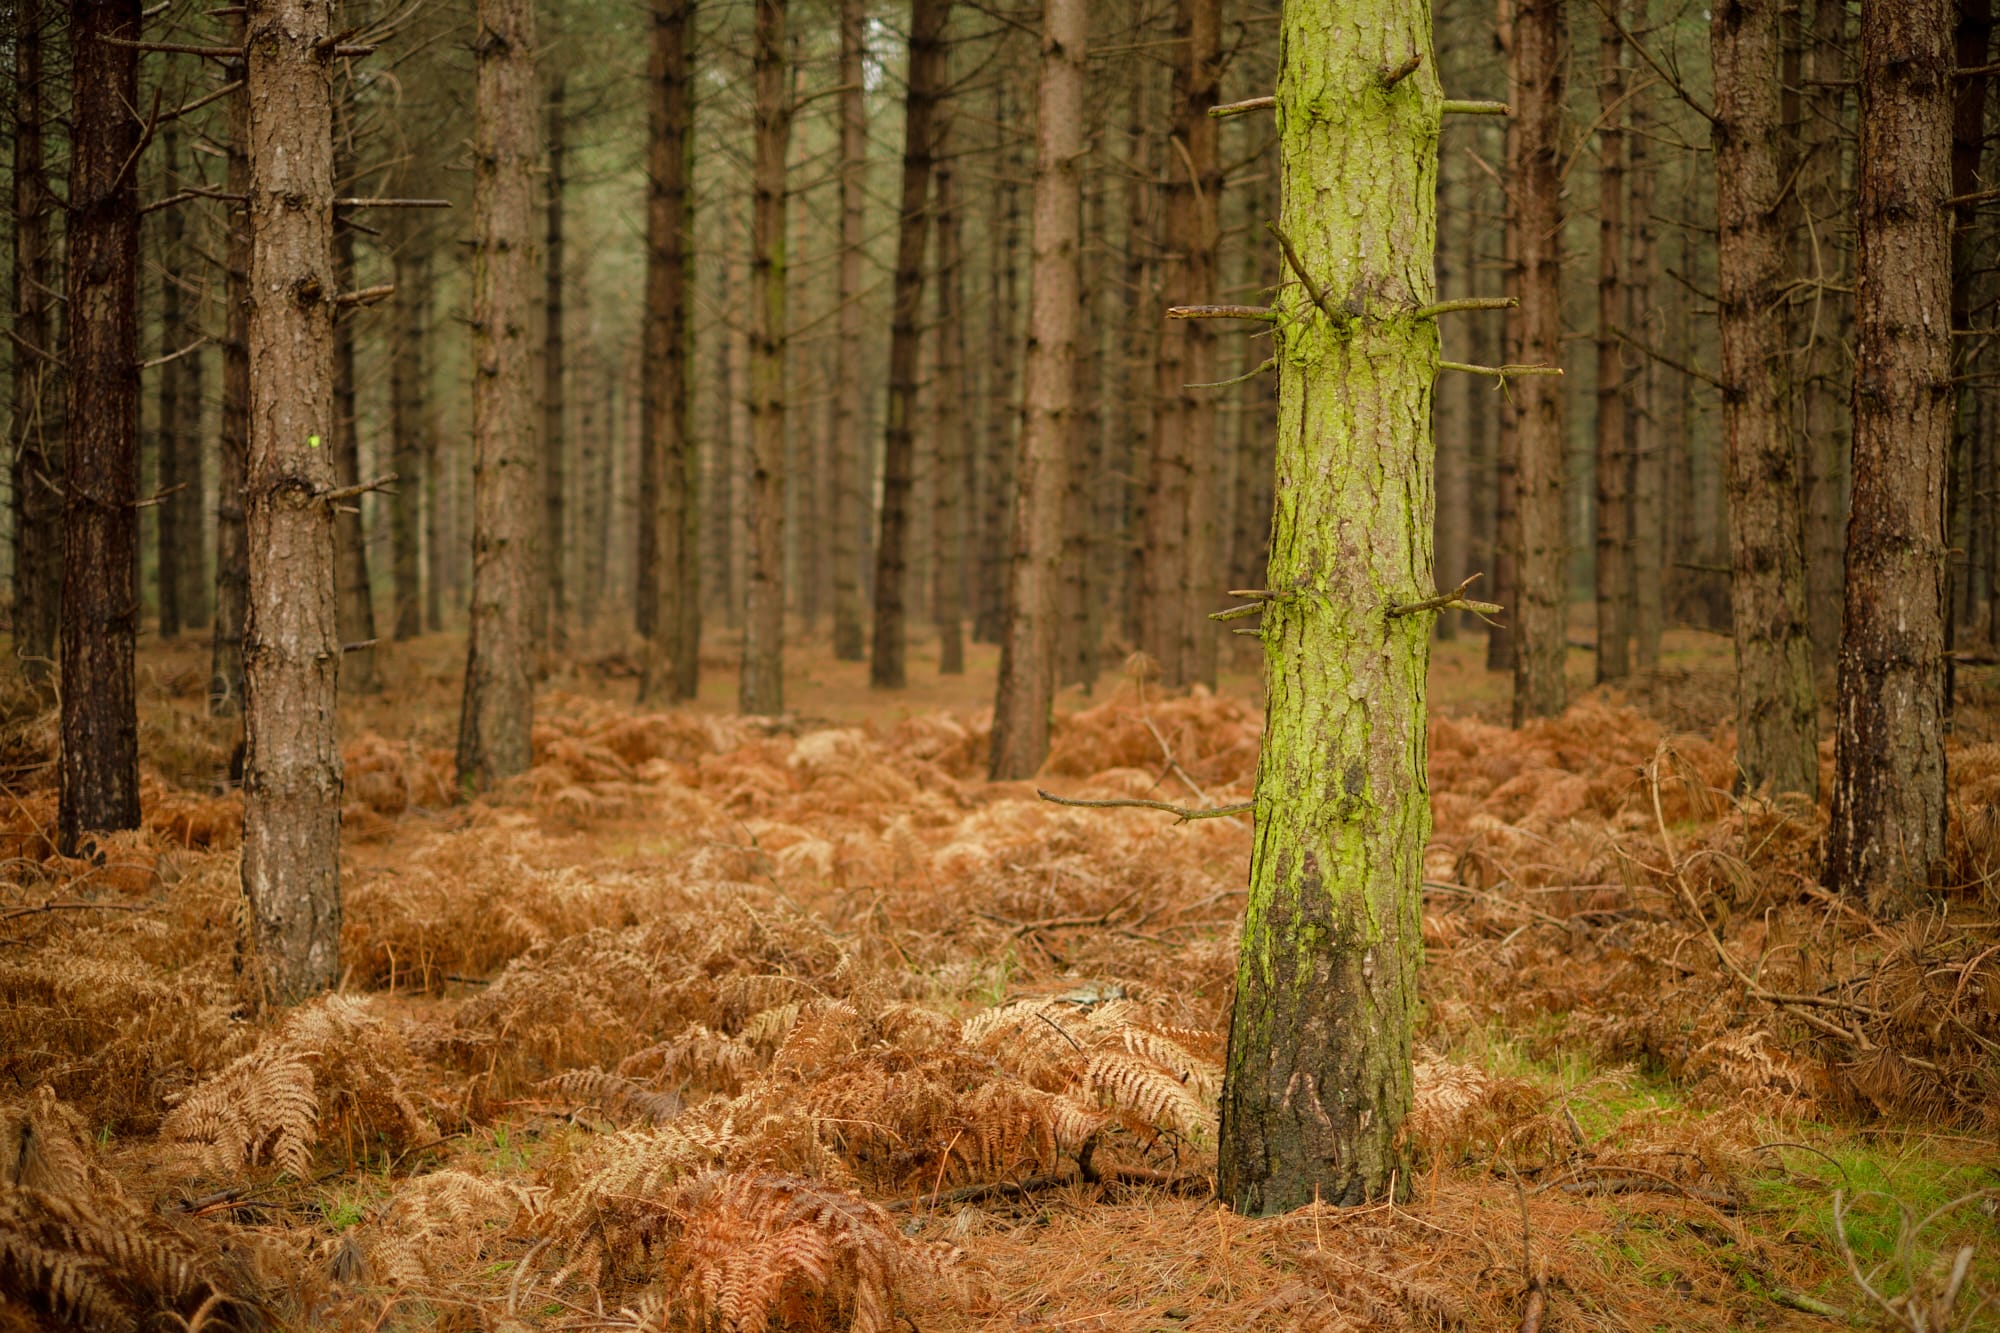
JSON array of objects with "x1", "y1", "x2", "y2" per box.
[
  {"x1": 9, "y1": 0, "x2": 60, "y2": 692},
  {"x1": 156, "y1": 125, "x2": 190, "y2": 642},
  {"x1": 542, "y1": 74, "x2": 569, "y2": 652},
  {"x1": 933, "y1": 144, "x2": 968, "y2": 678},
  {"x1": 59, "y1": 0, "x2": 144, "y2": 854},
  {"x1": 830, "y1": 0, "x2": 868, "y2": 662},
  {"x1": 1593, "y1": 14, "x2": 1629, "y2": 682},
  {"x1": 988, "y1": 0, "x2": 1083, "y2": 780},
  {"x1": 1826, "y1": 0, "x2": 1953, "y2": 901},
  {"x1": 1217, "y1": 0, "x2": 1434, "y2": 1215},
  {"x1": 210, "y1": 18, "x2": 252, "y2": 714},
  {"x1": 739, "y1": 0, "x2": 790, "y2": 715},
  {"x1": 241, "y1": 0, "x2": 343, "y2": 1003},
  {"x1": 391, "y1": 239, "x2": 429, "y2": 641},
  {"x1": 1713, "y1": 0, "x2": 1819, "y2": 797},
  {"x1": 330, "y1": 221, "x2": 378, "y2": 694},
  {"x1": 458, "y1": 0, "x2": 539, "y2": 786}
]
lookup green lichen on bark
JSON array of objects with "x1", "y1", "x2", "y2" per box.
[{"x1": 1216, "y1": 0, "x2": 1438, "y2": 1215}]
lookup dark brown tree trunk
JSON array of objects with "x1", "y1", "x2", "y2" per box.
[
  {"x1": 1950, "y1": 0, "x2": 1992, "y2": 650},
  {"x1": 640, "y1": 0, "x2": 698, "y2": 704},
  {"x1": 1714, "y1": 0, "x2": 1819, "y2": 796},
  {"x1": 458, "y1": 0, "x2": 539, "y2": 786},
  {"x1": 331, "y1": 220, "x2": 378, "y2": 694},
  {"x1": 829, "y1": 0, "x2": 868, "y2": 662},
  {"x1": 1593, "y1": 11, "x2": 1630, "y2": 681},
  {"x1": 420, "y1": 255, "x2": 447, "y2": 634},
  {"x1": 542, "y1": 73, "x2": 568, "y2": 653},
  {"x1": 211, "y1": 18, "x2": 251, "y2": 713},
  {"x1": 59, "y1": 0, "x2": 143, "y2": 855},
  {"x1": 1826, "y1": 0, "x2": 1954, "y2": 901},
  {"x1": 990, "y1": 0, "x2": 1083, "y2": 780},
  {"x1": 1508, "y1": 0, "x2": 1566, "y2": 722},
  {"x1": 933, "y1": 138, "x2": 967, "y2": 677},
  {"x1": 1799, "y1": 0, "x2": 1852, "y2": 677},
  {"x1": 740, "y1": 0, "x2": 790, "y2": 715},
  {"x1": 1118, "y1": 57, "x2": 1158, "y2": 653},
  {"x1": 241, "y1": 0, "x2": 342, "y2": 1003},
  {"x1": 975, "y1": 80, "x2": 1020, "y2": 648},
  {"x1": 1628, "y1": 48, "x2": 1663, "y2": 672},
  {"x1": 9, "y1": 0, "x2": 61, "y2": 694},
  {"x1": 869, "y1": 0, "x2": 947, "y2": 692},
  {"x1": 391, "y1": 239, "x2": 429, "y2": 641},
  {"x1": 1060, "y1": 110, "x2": 1103, "y2": 692},
  {"x1": 156, "y1": 125, "x2": 188, "y2": 642}
]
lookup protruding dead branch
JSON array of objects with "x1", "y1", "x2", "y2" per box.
[
  {"x1": 1209, "y1": 95, "x2": 1274, "y2": 118},
  {"x1": 1036, "y1": 790, "x2": 1254, "y2": 823}
]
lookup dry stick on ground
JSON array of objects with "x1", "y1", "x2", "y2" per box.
[{"x1": 0, "y1": 898, "x2": 153, "y2": 923}]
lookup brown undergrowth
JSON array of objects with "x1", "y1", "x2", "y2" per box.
[{"x1": 1, "y1": 646, "x2": 1996, "y2": 1331}]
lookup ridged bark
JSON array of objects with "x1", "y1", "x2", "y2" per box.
[
  {"x1": 458, "y1": 0, "x2": 539, "y2": 786},
  {"x1": 542, "y1": 75, "x2": 568, "y2": 653},
  {"x1": 933, "y1": 145, "x2": 968, "y2": 677},
  {"x1": 1799, "y1": 0, "x2": 1852, "y2": 675},
  {"x1": 1217, "y1": 0, "x2": 1435, "y2": 1215},
  {"x1": 59, "y1": 0, "x2": 143, "y2": 854},
  {"x1": 210, "y1": 17, "x2": 251, "y2": 713},
  {"x1": 989, "y1": 0, "x2": 1083, "y2": 780},
  {"x1": 1593, "y1": 12, "x2": 1629, "y2": 682},
  {"x1": 829, "y1": 0, "x2": 868, "y2": 662},
  {"x1": 9, "y1": 0, "x2": 61, "y2": 694},
  {"x1": 1826, "y1": 0, "x2": 1953, "y2": 901},
  {"x1": 1713, "y1": 0, "x2": 1819, "y2": 797},
  {"x1": 241, "y1": 0, "x2": 342, "y2": 1003},
  {"x1": 739, "y1": 0, "x2": 790, "y2": 715}
]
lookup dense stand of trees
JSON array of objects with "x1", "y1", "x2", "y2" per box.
[{"x1": 2, "y1": 0, "x2": 1994, "y2": 1204}]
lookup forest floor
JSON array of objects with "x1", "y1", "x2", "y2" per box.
[{"x1": 2, "y1": 619, "x2": 1998, "y2": 1332}]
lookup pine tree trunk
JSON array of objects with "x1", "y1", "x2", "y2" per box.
[
  {"x1": 1799, "y1": 0, "x2": 1852, "y2": 677},
  {"x1": 1118, "y1": 59, "x2": 1159, "y2": 653},
  {"x1": 1628, "y1": 50, "x2": 1664, "y2": 672},
  {"x1": 211, "y1": 18, "x2": 251, "y2": 713},
  {"x1": 1061, "y1": 117, "x2": 1104, "y2": 692},
  {"x1": 59, "y1": 0, "x2": 143, "y2": 854},
  {"x1": 458, "y1": 0, "x2": 539, "y2": 786},
  {"x1": 331, "y1": 222, "x2": 379, "y2": 694},
  {"x1": 640, "y1": 0, "x2": 698, "y2": 704},
  {"x1": 1508, "y1": 0, "x2": 1567, "y2": 723},
  {"x1": 869, "y1": 0, "x2": 947, "y2": 692},
  {"x1": 543, "y1": 74, "x2": 568, "y2": 653},
  {"x1": 933, "y1": 144, "x2": 968, "y2": 677},
  {"x1": 1714, "y1": 0, "x2": 1819, "y2": 797},
  {"x1": 421, "y1": 257, "x2": 448, "y2": 633},
  {"x1": 176, "y1": 293, "x2": 209, "y2": 631},
  {"x1": 740, "y1": 0, "x2": 791, "y2": 715},
  {"x1": 391, "y1": 241, "x2": 429, "y2": 641},
  {"x1": 1434, "y1": 133, "x2": 1467, "y2": 640},
  {"x1": 1826, "y1": 0, "x2": 1954, "y2": 901},
  {"x1": 156, "y1": 124, "x2": 188, "y2": 642},
  {"x1": 1950, "y1": 0, "x2": 1992, "y2": 647},
  {"x1": 975, "y1": 89, "x2": 1021, "y2": 648},
  {"x1": 241, "y1": 0, "x2": 342, "y2": 1002},
  {"x1": 10, "y1": 0, "x2": 61, "y2": 695},
  {"x1": 1217, "y1": 0, "x2": 1435, "y2": 1215},
  {"x1": 830, "y1": 0, "x2": 868, "y2": 662},
  {"x1": 1593, "y1": 13, "x2": 1630, "y2": 682},
  {"x1": 989, "y1": 0, "x2": 1083, "y2": 781}
]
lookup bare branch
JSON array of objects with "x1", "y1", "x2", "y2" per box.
[
  {"x1": 1210, "y1": 95, "x2": 1274, "y2": 119},
  {"x1": 333, "y1": 283, "x2": 396, "y2": 308},
  {"x1": 1415, "y1": 296, "x2": 1517, "y2": 318},
  {"x1": 1379, "y1": 53, "x2": 1423, "y2": 88},
  {"x1": 1439, "y1": 359, "x2": 1564, "y2": 379},
  {"x1": 1168, "y1": 303, "x2": 1274, "y2": 321},
  {"x1": 1265, "y1": 221, "x2": 1332, "y2": 316},
  {"x1": 1036, "y1": 789, "x2": 1255, "y2": 823},
  {"x1": 1441, "y1": 98, "x2": 1510, "y2": 116}
]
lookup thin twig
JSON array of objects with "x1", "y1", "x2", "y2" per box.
[
  {"x1": 1187, "y1": 357, "x2": 1275, "y2": 389},
  {"x1": 1439, "y1": 360, "x2": 1563, "y2": 379},
  {"x1": 1442, "y1": 98, "x2": 1510, "y2": 116},
  {"x1": 1414, "y1": 296, "x2": 1517, "y2": 319},
  {"x1": 1036, "y1": 790, "x2": 1254, "y2": 823},
  {"x1": 1167, "y1": 303, "x2": 1274, "y2": 321},
  {"x1": 1265, "y1": 221, "x2": 1332, "y2": 317},
  {"x1": 1209, "y1": 95, "x2": 1274, "y2": 119}
]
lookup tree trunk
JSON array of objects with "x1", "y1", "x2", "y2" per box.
[
  {"x1": 1593, "y1": 12, "x2": 1629, "y2": 682},
  {"x1": 830, "y1": 0, "x2": 868, "y2": 662},
  {"x1": 542, "y1": 74, "x2": 569, "y2": 654},
  {"x1": 975, "y1": 81, "x2": 1021, "y2": 648},
  {"x1": 740, "y1": 0, "x2": 791, "y2": 715},
  {"x1": 9, "y1": 0, "x2": 60, "y2": 694},
  {"x1": 1061, "y1": 111, "x2": 1104, "y2": 693},
  {"x1": 331, "y1": 221, "x2": 379, "y2": 694},
  {"x1": 156, "y1": 124, "x2": 188, "y2": 642},
  {"x1": 1950, "y1": 0, "x2": 1992, "y2": 649},
  {"x1": 1826, "y1": 0, "x2": 1953, "y2": 901},
  {"x1": 1713, "y1": 0, "x2": 1819, "y2": 797},
  {"x1": 640, "y1": 0, "x2": 699, "y2": 704},
  {"x1": 421, "y1": 259, "x2": 448, "y2": 634},
  {"x1": 241, "y1": 0, "x2": 342, "y2": 1003},
  {"x1": 59, "y1": 0, "x2": 143, "y2": 854},
  {"x1": 1217, "y1": 0, "x2": 1435, "y2": 1215},
  {"x1": 933, "y1": 142, "x2": 968, "y2": 677},
  {"x1": 458, "y1": 0, "x2": 539, "y2": 786},
  {"x1": 1118, "y1": 58, "x2": 1159, "y2": 653},
  {"x1": 1628, "y1": 49, "x2": 1663, "y2": 672},
  {"x1": 989, "y1": 0, "x2": 1083, "y2": 780},
  {"x1": 1508, "y1": 0, "x2": 1567, "y2": 723},
  {"x1": 1800, "y1": 0, "x2": 1852, "y2": 676},
  {"x1": 211, "y1": 18, "x2": 251, "y2": 713},
  {"x1": 391, "y1": 239, "x2": 429, "y2": 641},
  {"x1": 1434, "y1": 144, "x2": 1466, "y2": 642},
  {"x1": 869, "y1": 0, "x2": 947, "y2": 691}
]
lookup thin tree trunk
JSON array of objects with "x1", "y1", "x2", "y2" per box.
[
  {"x1": 10, "y1": 0, "x2": 60, "y2": 694},
  {"x1": 391, "y1": 240, "x2": 428, "y2": 641},
  {"x1": 458, "y1": 0, "x2": 539, "y2": 787},
  {"x1": 740, "y1": 0, "x2": 791, "y2": 715},
  {"x1": 1061, "y1": 112, "x2": 1103, "y2": 692},
  {"x1": 157, "y1": 124, "x2": 188, "y2": 642},
  {"x1": 1949, "y1": 0, "x2": 1992, "y2": 654},
  {"x1": 1826, "y1": 0, "x2": 1954, "y2": 901},
  {"x1": 1628, "y1": 45, "x2": 1663, "y2": 672},
  {"x1": 241, "y1": 0, "x2": 342, "y2": 1002},
  {"x1": 976, "y1": 82, "x2": 1021, "y2": 648},
  {"x1": 830, "y1": 0, "x2": 868, "y2": 661},
  {"x1": 421, "y1": 256, "x2": 447, "y2": 633},
  {"x1": 543, "y1": 73, "x2": 568, "y2": 653},
  {"x1": 1714, "y1": 0, "x2": 1818, "y2": 796},
  {"x1": 1218, "y1": 0, "x2": 1435, "y2": 1214},
  {"x1": 640, "y1": 0, "x2": 698, "y2": 704},
  {"x1": 331, "y1": 221, "x2": 378, "y2": 694},
  {"x1": 1800, "y1": 0, "x2": 1851, "y2": 676},
  {"x1": 211, "y1": 18, "x2": 251, "y2": 713},
  {"x1": 1119, "y1": 57, "x2": 1158, "y2": 653},
  {"x1": 1488, "y1": 2, "x2": 1519, "y2": 677},
  {"x1": 869, "y1": 0, "x2": 947, "y2": 691},
  {"x1": 59, "y1": 0, "x2": 143, "y2": 854},
  {"x1": 1593, "y1": 11, "x2": 1629, "y2": 681},
  {"x1": 933, "y1": 141, "x2": 967, "y2": 677},
  {"x1": 989, "y1": 0, "x2": 1083, "y2": 780},
  {"x1": 1435, "y1": 130, "x2": 1467, "y2": 640}
]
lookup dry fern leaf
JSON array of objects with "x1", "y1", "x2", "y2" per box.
[{"x1": 541, "y1": 1069, "x2": 684, "y2": 1126}]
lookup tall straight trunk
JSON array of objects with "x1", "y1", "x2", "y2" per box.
[
  {"x1": 740, "y1": 0, "x2": 790, "y2": 715},
  {"x1": 542, "y1": 74, "x2": 568, "y2": 652},
  {"x1": 242, "y1": 0, "x2": 341, "y2": 1002},
  {"x1": 1118, "y1": 58, "x2": 1158, "y2": 652},
  {"x1": 211, "y1": 19, "x2": 251, "y2": 713},
  {"x1": 1628, "y1": 58, "x2": 1663, "y2": 671},
  {"x1": 1060, "y1": 116, "x2": 1102, "y2": 691},
  {"x1": 709, "y1": 248, "x2": 737, "y2": 625},
  {"x1": 1435, "y1": 132, "x2": 1467, "y2": 640},
  {"x1": 989, "y1": 0, "x2": 1082, "y2": 780},
  {"x1": 1950, "y1": 0, "x2": 1992, "y2": 644},
  {"x1": 640, "y1": 0, "x2": 698, "y2": 704},
  {"x1": 458, "y1": 0, "x2": 539, "y2": 787},
  {"x1": 331, "y1": 222, "x2": 378, "y2": 694},
  {"x1": 1800, "y1": 0, "x2": 1851, "y2": 674},
  {"x1": 175, "y1": 291, "x2": 208, "y2": 630},
  {"x1": 1508, "y1": 0, "x2": 1566, "y2": 722},
  {"x1": 156, "y1": 124, "x2": 188, "y2": 641},
  {"x1": 1489, "y1": 5, "x2": 1520, "y2": 677},
  {"x1": 975, "y1": 81, "x2": 1021, "y2": 647},
  {"x1": 1593, "y1": 12, "x2": 1629, "y2": 681},
  {"x1": 1218, "y1": 0, "x2": 1436, "y2": 1215},
  {"x1": 421, "y1": 260, "x2": 447, "y2": 633},
  {"x1": 59, "y1": 0, "x2": 143, "y2": 854},
  {"x1": 869, "y1": 0, "x2": 947, "y2": 691},
  {"x1": 1826, "y1": 0, "x2": 1953, "y2": 901},
  {"x1": 1713, "y1": 0, "x2": 1818, "y2": 797},
  {"x1": 10, "y1": 0, "x2": 60, "y2": 693},
  {"x1": 391, "y1": 240, "x2": 429, "y2": 640},
  {"x1": 933, "y1": 145, "x2": 967, "y2": 676},
  {"x1": 830, "y1": 0, "x2": 868, "y2": 661}
]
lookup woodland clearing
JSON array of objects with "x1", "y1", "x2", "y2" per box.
[{"x1": 1, "y1": 627, "x2": 1997, "y2": 1332}]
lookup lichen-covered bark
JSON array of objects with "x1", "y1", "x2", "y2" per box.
[
  {"x1": 1826, "y1": 0, "x2": 1953, "y2": 901},
  {"x1": 1713, "y1": 0, "x2": 1819, "y2": 797},
  {"x1": 1216, "y1": 0, "x2": 1436, "y2": 1215},
  {"x1": 242, "y1": 0, "x2": 342, "y2": 1002},
  {"x1": 739, "y1": 0, "x2": 790, "y2": 715}
]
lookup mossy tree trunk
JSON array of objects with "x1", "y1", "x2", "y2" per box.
[{"x1": 1216, "y1": 0, "x2": 1437, "y2": 1214}]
